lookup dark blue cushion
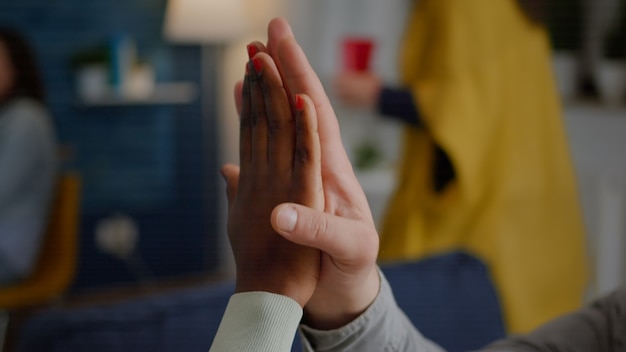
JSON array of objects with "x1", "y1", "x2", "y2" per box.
[
  {"x1": 381, "y1": 252, "x2": 506, "y2": 352},
  {"x1": 17, "y1": 251, "x2": 504, "y2": 352}
]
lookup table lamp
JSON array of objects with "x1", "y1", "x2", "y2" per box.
[{"x1": 164, "y1": 0, "x2": 246, "y2": 44}]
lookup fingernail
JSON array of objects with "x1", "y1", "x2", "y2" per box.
[
  {"x1": 246, "y1": 44, "x2": 258, "y2": 59},
  {"x1": 295, "y1": 94, "x2": 305, "y2": 111},
  {"x1": 252, "y1": 57, "x2": 262, "y2": 74},
  {"x1": 277, "y1": 207, "x2": 297, "y2": 232}
]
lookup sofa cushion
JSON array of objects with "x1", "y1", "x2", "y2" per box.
[
  {"x1": 17, "y1": 251, "x2": 504, "y2": 352},
  {"x1": 381, "y1": 252, "x2": 505, "y2": 351}
]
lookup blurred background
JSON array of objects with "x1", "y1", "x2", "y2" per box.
[{"x1": 0, "y1": 0, "x2": 624, "y2": 349}]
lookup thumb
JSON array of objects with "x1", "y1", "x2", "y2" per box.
[
  {"x1": 271, "y1": 203, "x2": 378, "y2": 264},
  {"x1": 220, "y1": 164, "x2": 240, "y2": 205}
]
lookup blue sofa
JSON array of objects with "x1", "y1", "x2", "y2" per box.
[{"x1": 16, "y1": 252, "x2": 505, "y2": 352}]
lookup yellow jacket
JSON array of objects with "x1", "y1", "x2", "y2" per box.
[{"x1": 379, "y1": 0, "x2": 588, "y2": 333}]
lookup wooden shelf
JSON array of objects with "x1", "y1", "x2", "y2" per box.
[{"x1": 78, "y1": 82, "x2": 197, "y2": 107}]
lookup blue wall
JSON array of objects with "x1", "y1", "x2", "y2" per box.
[{"x1": 0, "y1": 0, "x2": 220, "y2": 289}]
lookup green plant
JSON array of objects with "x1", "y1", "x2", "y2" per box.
[
  {"x1": 70, "y1": 46, "x2": 109, "y2": 69},
  {"x1": 354, "y1": 140, "x2": 383, "y2": 170}
]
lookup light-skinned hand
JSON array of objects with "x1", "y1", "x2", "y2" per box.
[
  {"x1": 221, "y1": 52, "x2": 324, "y2": 308},
  {"x1": 333, "y1": 71, "x2": 382, "y2": 109},
  {"x1": 230, "y1": 18, "x2": 380, "y2": 330}
]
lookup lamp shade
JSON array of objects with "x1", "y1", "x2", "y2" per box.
[{"x1": 164, "y1": 0, "x2": 247, "y2": 43}]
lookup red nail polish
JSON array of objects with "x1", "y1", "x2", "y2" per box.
[
  {"x1": 252, "y1": 57, "x2": 262, "y2": 74},
  {"x1": 246, "y1": 44, "x2": 258, "y2": 59},
  {"x1": 295, "y1": 94, "x2": 305, "y2": 111},
  {"x1": 245, "y1": 61, "x2": 250, "y2": 75}
]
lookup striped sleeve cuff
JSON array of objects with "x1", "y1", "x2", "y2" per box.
[{"x1": 209, "y1": 291, "x2": 303, "y2": 352}]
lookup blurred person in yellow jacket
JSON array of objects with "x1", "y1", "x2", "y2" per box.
[{"x1": 334, "y1": 0, "x2": 589, "y2": 333}]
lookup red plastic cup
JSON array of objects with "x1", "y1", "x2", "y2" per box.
[{"x1": 342, "y1": 37, "x2": 375, "y2": 72}]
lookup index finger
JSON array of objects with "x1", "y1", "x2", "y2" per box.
[
  {"x1": 267, "y1": 19, "x2": 346, "y2": 155},
  {"x1": 267, "y1": 17, "x2": 293, "y2": 58}
]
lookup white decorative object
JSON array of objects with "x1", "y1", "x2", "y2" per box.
[
  {"x1": 597, "y1": 60, "x2": 626, "y2": 105},
  {"x1": 123, "y1": 63, "x2": 156, "y2": 99},
  {"x1": 76, "y1": 64, "x2": 109, "y2": 100},
  {"x1": 95, "y1": 214, "x2": 139, "y2": 259},
  {"x1": 552, "y1": 52, "x2": 626, "y2": 105}
]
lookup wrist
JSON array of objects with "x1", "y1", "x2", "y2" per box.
[
  {"x1": 235, "y1": 270, "x2": 315, "y2": 308},
  {"x1": 362, "y1": 79, "x2": 382, "y2": 110},
  {"x1": 302, "y1": 266, "x2": 380, "y2": 330}
]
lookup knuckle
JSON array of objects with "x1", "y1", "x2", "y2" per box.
[
  {"x1": 306, "y1": 213, "x2": 329, "y2": 242},
  {"x1": 267, "y1": 118, "x2": 281, "y2": 136},
  {"x1": 294, "y1": 147, "x2": 311, "y2": 165},
  {"x1": 295, "y1": 115, "x2": 309, "y2": 133},
  {"x1": 260, "y1": 80, "x2": 271, "y2": 95},
  {"x1": 251, "y1": 110, "x2": 260, "y2": 126}
]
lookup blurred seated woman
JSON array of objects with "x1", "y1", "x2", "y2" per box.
[{"x1": 0, "y1": 27, "x2": 58, "y2": 285}]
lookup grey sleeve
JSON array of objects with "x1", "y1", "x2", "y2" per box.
[
  {"x1": 0, "y1": 100, "x2": 57, "y2": 208},
  {"x1": 482, "y1": 288, "x2": 626, "y2": 352},
  {"x1": 0, "y1": 100, "x2": 58, "y2": 282},
  {"x1": 299, "y1": 270, "x2": 445, "y2": 352}
]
